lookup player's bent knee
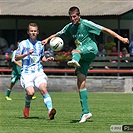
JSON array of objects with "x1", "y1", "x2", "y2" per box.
[
  {"x1": 27, "y1": 89, "x2": 35, "y2": 96},
  {"x1": 40, "y1": 88, "x2": 48, "y2": 95},
  {"x1": 71, "y1": 49, "x2": 81, "y2": 54}
]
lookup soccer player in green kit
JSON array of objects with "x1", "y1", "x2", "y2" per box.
[
  {"x1": 5, "y1": 46, "x2": 36, "y2": 101},
  {"x1": 42, "y1": 6, "x2": 129, "y2": 123},
  {"x1": 5, "y1": 49, "x2": 22, "y2": 100}
]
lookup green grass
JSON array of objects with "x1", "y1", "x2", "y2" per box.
[{"x1": 0, "y1": 92, "x2": 132, "y2": 133}]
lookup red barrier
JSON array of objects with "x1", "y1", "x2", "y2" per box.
[{"x1": 0, "y1": 68, "x2": 132, "y2": 73}]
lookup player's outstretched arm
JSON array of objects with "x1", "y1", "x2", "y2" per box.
[
  {"x1": 102, "y1": 27, "x2": 129, "y2": 44},
  {"x1": 41, "y1": 34, "x2": 58, "y2": 45},
  {"x1": 42, "y1": 56, "x2": 54, "y2": 62},
  {"x1": 46, "y1": 57, "x2": 54, "y2": 62}
]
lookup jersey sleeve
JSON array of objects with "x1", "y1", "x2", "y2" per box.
[
  {"x1": 11, "y1": 50, "x2": 16, "y2": 62},
  {"x1": 83, "y1": 20, "x2": 103, "y2": 35},
  {"x1": 56, "y1": 23, "x2": 71, "y2": 37}
]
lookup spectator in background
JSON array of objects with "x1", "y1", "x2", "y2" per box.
[
  {"x1": 4, "y1": 44, "x2": 16, "y2": 68},
  {"x1": 5, "y1": 44, "x2": 16, "y2": 60},
  {"x1": 44, "y1": 43, "x2": 54, "y2": 58},
  {"x1": 0, "y1": 37, "x2": 8, "y2": 53},
  {"x1": 97, "y1": 44, "x2": 108, "y2": 69},
  {"x1": 104, "y1": 36, "x2": 116, "y2": 55},
  {"x1": 122, "y1": 47, "x2": 130, "y2": 57},
  {"x1": 129, "y1": 39, "x2": 133, "y2": 57},
  {"x1": 122, "y1": 47, "x2": 130, "y2": 63},
  {"x1": 6, "y1": 44, "x2": 15, "y2": 53},
  {"x1": 105, "y1": 45, "x2": 122, "y2": 69},
  {"x1": 109, "y1": 45, "x2": 122, "y2": 61},
  {"x1": 97, "y1": 44, "x2": 106, "y2": 57}
]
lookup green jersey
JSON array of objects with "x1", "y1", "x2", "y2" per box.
[
  {"x1": 57, "y1": 18, "x2": 103, "y2": 76},
  {"x1": 57, "y1": 18, "x2": 103, "y2": 55}
]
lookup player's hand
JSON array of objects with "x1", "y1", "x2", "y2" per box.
[
  {"x1": 46, "y1": 57, "x2": 54, "y2": 62},
  {"x1": 28, "y1": 49, "x2": 34, "y2": 55},
  {"x1": 122, "y1": 38, "x2": 130, "y2": 44},
  {"x1": 41, "y1": 39, "x2": 49, "y2": 45}
]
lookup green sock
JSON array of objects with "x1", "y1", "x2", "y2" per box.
[
  {"x1": 79, "y1": 88, "x2": 90, "y2": 114},
  {"x1": 6, "y1": 89, "x2": 11, "y2": 97},
  {"x1": 25, "y1": 95, "x2": 31, "y2": 108},
  {"x1": 72, "y1": 52, "x2": 81, "y2": 62}
]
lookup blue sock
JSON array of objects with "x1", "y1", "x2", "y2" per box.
[
  {"x1": 43, "y1": 94, "x2": 52, "y2": 111},
  {"x1": 25, "y1": 95, "x2": 31, "y2": 108}
]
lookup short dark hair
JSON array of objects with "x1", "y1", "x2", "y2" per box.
[
  {"x1": 28, "y1": 23, "x2": 38, "y2": 31},
  {"x1": 68, "y1": 6, "x2": 80, "y2": 15}
]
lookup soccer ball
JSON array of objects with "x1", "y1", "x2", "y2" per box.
[{"x1": 50, "y1": 37, "x2": 64, "y2": 51}]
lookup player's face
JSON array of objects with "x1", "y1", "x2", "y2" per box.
[
  {"x1": 69, "y1": 12, "x2": 80, "y2": 25},
  {"x1": 27, "y1": 26, "x2": 39, "y2": 41}
]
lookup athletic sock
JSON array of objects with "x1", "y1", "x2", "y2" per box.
[
  {"x1": 6, "y1": 89, "x2": 11, "y2": 97},
  {"x1": 25, "y1": 95, "x2": 31, "y2": 108},
  {"x1": 79, "y1": 88, "x2": 90, "y2": 114},
  {"x1": 72, "y1": 52, "x2": 81, "y2": 62},
  {"x1": 43, "y1": 94, "x2": 52, "y2": 112}
]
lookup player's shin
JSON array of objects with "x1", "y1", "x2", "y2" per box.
[
  {"x1": 79, "y1": 88, "x2": 90, "y2": 114},
  {"x1": 72, "y1": 52, "x2": 81, "y2": 62},
  {"x1": 6, "y1": 89, "x2": 11, "y2": 97},
  {"x1": 25, "y1": 95, "x2": 32, "y2": 108},
  {"x1": 43, "y1": 94, "x2": 52, "y2": 112}
]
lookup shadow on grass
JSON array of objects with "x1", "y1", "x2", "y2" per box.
[
  {"x1": 70, "y1": 119, "x2": 93, "y2": 123},
  {"x1": 70, "y1": 120, "x2": 79, "y2": 123},
  {"x1": 18, "y1": 116, "x2": 46, "y2": 119}
]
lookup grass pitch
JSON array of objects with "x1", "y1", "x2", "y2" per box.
[{"x1": 0, "y1": 92, "x2": 132, "y2": 133}]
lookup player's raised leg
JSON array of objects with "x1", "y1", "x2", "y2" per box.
[{"x1": 67, "y1": 50, "x2": 81, "y2": 68}]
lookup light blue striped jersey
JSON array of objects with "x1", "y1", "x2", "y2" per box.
[{"x1": 16, "y1": 39, "x2": 45, "y2": 74}]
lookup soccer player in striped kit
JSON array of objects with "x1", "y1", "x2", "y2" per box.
[
  {"x1": 15, "y1": 23, "x2": 56, "y2": 119},
  {"x1": 42, "y1": 6, "x2": 129, "y2": 123}
]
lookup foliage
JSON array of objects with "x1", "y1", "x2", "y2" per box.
[{"x1": 55, "y1": 51, "x2": 72, "y2": 61}]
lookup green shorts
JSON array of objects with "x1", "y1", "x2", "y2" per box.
[
  {"x1": 75, "y1": 44, "x2": 97, "y2": 76},
  {"x1": 11, "y1": 74, "x2": 21, "y2": 84}
]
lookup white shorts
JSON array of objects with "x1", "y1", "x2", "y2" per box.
[{"x1": 21, "y1": 71, "x2": 48, "y2": 89}]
